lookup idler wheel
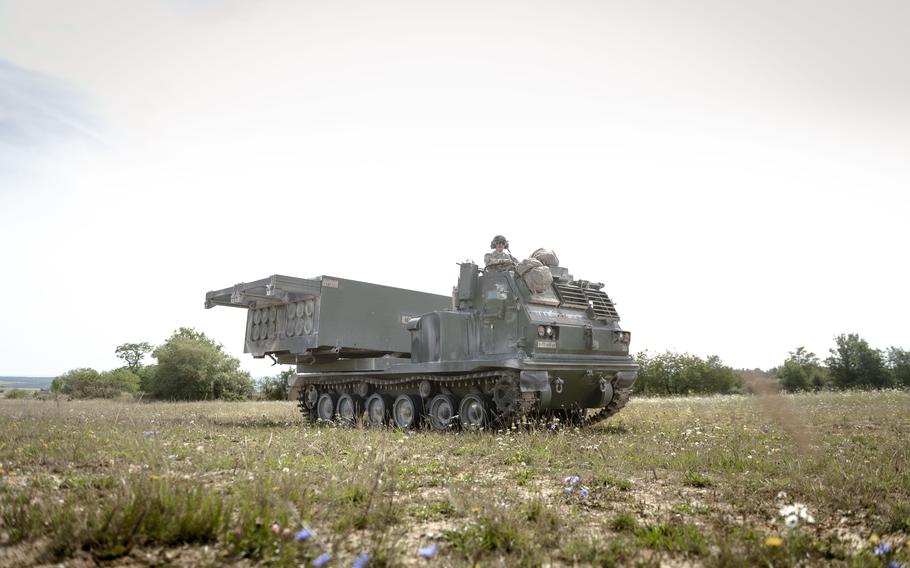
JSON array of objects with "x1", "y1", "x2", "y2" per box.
[
  {"x1": 303, "y1": 385, "x2": 319, "y2": 410},
  {"x1": 365, "y1": 393, "x2": 393, "y2": 427},
  {"x1": 459, "y1": 394, "x2": 492, "y2": 431},
  {"x1": 428, "y1": 394, "x2": 460, "y2": 431},
  {"x1": 316, "y1": 393, "x2": 338, "y2": 422},
  {"x1": 336, "y1": 394, "x2": 363, "y2": 425},
  {"x1": 392, "y1": 394, "x2": 423, "y2": 429}
]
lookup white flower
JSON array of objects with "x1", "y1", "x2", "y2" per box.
[{"x1": 785, "y1": 514, "x2": 799, "y2": 529}]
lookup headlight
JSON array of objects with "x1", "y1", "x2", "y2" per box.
[
  {"x1": 537, "y1": 325, "x2": 546, "y2": 337},
  {"x1": 545, "y1": 326, "x2": 554, "y2": 337}
]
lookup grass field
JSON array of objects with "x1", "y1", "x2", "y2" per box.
[{"x1": 1, "y1": 391, "x2": 908, "y2": 567}]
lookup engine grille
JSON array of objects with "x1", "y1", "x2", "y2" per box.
[{"x1": 554, "y1": 284, "x2": 620, "y2": 320}]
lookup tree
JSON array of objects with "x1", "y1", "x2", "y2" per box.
[
  {"x1": 886, "y1": 347, "x2": 910, "y2": 388},
  {"x1": 825, "y1": 333, "x2": 891, "y2": 389},
  {"x1": 147, "y1": 327, "x2": 254, "y2": 401},
  {"x1": 258, "y1": 368, "x2": 294, "y2": 401},
  {"x1": 777, "y1": 347, "x2": 829, "y2": 392},
  {"x1": 115, "y1": 342, "x2": 152, "y2": 370}
]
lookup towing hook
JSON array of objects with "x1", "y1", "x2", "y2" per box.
[
  {"x1": 599, "y1": 377, "x2": 608, "y2": 392},
  {"x1": 554, "y1": 377, "x2": 564, "y2": 394}
]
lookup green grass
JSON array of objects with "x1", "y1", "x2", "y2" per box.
[{"x1": 0, "y1": 391, "x2": 909, "y2": 566}]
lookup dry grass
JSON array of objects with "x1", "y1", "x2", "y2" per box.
[{"x1": 1, "y1": 391, "x2": 909, "y2": 566}]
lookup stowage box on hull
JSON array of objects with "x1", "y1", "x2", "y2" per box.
[{"x1": 205, "y1": 275, "x2": 452, "y2": 360}]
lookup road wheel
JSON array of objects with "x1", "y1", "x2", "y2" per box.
[
  {"x1": 316, "y1": 393, "x2": 337, "y2": 422},
  {"x1": 365, "y1": 393, "x2": 393, "y2": 427},
  {"x1": 336, "y1": 394, "x2": 363, "y2": 425},
  {"x1": 428, "y1": 394, "x2": 460, "y2": 431},
  {"x1": 392, "y1": 394, "x2": 422, "y2": 429},
  {"x1": 459, "y1": 394, "x2": 491, "y2": 431}
]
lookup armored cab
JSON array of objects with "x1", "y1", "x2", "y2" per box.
[{"x1": 205, "y1": 256, "x2": 638, "y2": 429}]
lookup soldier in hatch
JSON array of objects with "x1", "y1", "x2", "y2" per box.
[{"x1": 484, "y1": 235, "x2": 517, "y2": 272}]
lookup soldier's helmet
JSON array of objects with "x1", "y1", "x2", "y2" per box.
[{"x1": 490, "y1": 235, "x2": 509, "y2": 249}]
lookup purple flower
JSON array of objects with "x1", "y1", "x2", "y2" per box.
[
  {"x1": 143, "y1": 431, "x2": 159, "y2": 436},
  {"x1": 580, "y1": 486, "x2": 590, "y2": 498},
  {"x1": 887, "y1": 561, "x2": 904, "y2": 568},
  {"x1": 312, "y1": 552, "x2": 331, "y2": 567},
  {"x1": 295, "y1": 529, "x2": 312, "y2": 541},
  {"x1": 417, "y1": 544, "x2": 437, "y2": 559},
  {"x1": 565, "y1": 486, "x2": 574, "y2": 493},
  {"x1": 352, "y1": 552, "x2": 369, "y2": 568},
  {"x1": 570, "y1": 475, "x2": 580, "y2": 485},
  {"x1": 875, "y1": 543, "x2": 893, "y2": 556}
]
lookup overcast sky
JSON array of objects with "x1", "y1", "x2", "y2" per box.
[{"x1": 1, "y1": 0, "x2": 907, "y2": 378}]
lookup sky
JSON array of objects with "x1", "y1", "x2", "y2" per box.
[{"x1": 1, "y1": 0, "x2": 908, "y2": 378}]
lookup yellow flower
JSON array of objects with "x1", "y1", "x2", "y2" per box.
[
  {"x1": 869, "y1": 534, "x2": 880, "y2": 545},
  {"x1": 765, "y1": 536, "x2": 784, "y2": 547}
]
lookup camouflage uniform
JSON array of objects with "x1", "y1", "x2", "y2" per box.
[{"x1": 484, "y1": 250, "x2": 516, "y2": 272}]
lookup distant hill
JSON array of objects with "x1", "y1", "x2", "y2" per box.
[{"x1": 0, "y1": 376, "x2": 53, "y2": 389}]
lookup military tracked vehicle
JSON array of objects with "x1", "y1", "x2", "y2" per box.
[{"x1": 205, "y1": 257, "x2": 638, "y2": 429}]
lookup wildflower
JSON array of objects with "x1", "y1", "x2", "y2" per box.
[
  {"x1": 565, "y1": 486, "x2": 574, "y2": 493},
  {"x1": 295, "y1": 528, "x2": 312, "y2": 541},
  {"x1": 887, "y1": 561, "x2": 905, "y2": 568},
  {"x1": 764, "y1": 536, "x2": 783, "y2": 547},
  {"x1": 352, "y1": 552, "x2": 369, "y2": 567},
  {"x1": 570, "y1": 475, "x2": 580, "y2": 485},
  {"x1": 418, "y1": 543, "x2": 437, "y2": 558},
  {"x1": 580, "y1": 486, "x2": 590, "y2": 498},
  {"x1": 312, "y1": 552, "x2": 331, "y2": 567},
  {"x1": 875, "y1": 543, "x2": 893, "y2": 556},
  {"x1": 869, "y1": 534, "x2": 880, "y2": 545},
  {"x1": 271, "y1": 523, "x2": 281, "y2": 535},
  {"x1": 143, "y1": 431, "x2": 159, "y2": 436},
  {"x1": 778, "y1": 502, "x2": 814, "y2": 525}
]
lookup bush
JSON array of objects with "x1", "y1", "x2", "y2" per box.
[
  {"x1": 258, "y1": 368, "x2": 293, "y2": 401},
  {"x1": 145, "y1": 328, "x2": 253, "y2": 401},
  {"x1": 4, "y1": 389, "x2": 30, "y2": 399},
  {"x1": 51, "y1": 368, "x2": 140, "y2": 399}
]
